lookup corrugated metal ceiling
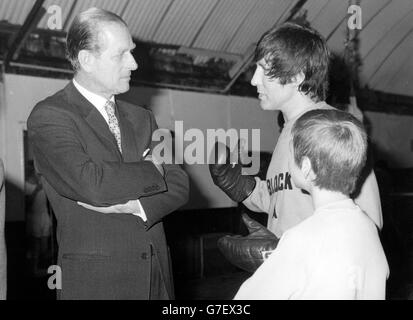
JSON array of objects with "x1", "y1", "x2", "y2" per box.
[{"x1": 0, "y1": 0, "x2": 412, "y2": 97}]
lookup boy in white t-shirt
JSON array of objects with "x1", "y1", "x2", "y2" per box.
[{"x1": 234, "y1": 109, "x2": 389, "y2": 300}]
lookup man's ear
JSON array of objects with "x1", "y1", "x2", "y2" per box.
[
  {"x1": 78, "y1": 50, "x2": 94, "y2": 73},
  {"x1": 301, "y1": 156, "x2": 315, "y2": 182},
  {"x1": 292, "y1": 72, "x2": 305, "y2": 88}
]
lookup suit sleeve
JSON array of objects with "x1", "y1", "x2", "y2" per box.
[
  {"x1": 27, "y1": 104, "x2": 167, "y2": 206},
  {"x1": 139, "y1": 112, "x2": 189, "y2": 228}
]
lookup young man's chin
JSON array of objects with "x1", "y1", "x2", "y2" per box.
[
  {"x1": 258, "y1": 101, "x2": 269, "y2": 110},
  {"x1": 260, "y1": 102, "x2": 278, "y2": 111}
]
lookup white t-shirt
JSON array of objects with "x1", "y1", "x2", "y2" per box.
[
  {"x1": 234, "y1": 199, "x2": 389, "y2": 300},
  {"x1": 243, "y1": 102, "x2": 383, "y2": 237}
]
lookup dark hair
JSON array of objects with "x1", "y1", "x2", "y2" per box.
[
  {"x1": 291, "y1": 109, "x2": 367, "y2": 195},
  {"x1": 66, "y1": 7, "x2": 127, "y2": 72},
  {"x1": 254, "y1": 22, "x2": 330, "y2": 101}
]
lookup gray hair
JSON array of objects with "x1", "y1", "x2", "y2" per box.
[{"x1": 66, "y1": 7, "x2": 127, "y2": 72}]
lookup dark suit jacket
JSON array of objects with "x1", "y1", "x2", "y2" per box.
[{"x1": 27, "y1": 82, "x2": 189, "y2": 300}]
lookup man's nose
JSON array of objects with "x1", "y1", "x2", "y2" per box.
[
  {"x1": 127, "y1": 52, "x2": 138, "y2": 70},
  {"x1": 250, "y1": 70, "x2": 258, "y2": 86}
]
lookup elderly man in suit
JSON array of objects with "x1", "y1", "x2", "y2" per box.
[
  {"x1": 27, "y1": 8, "x2": 189, "y2": 300},
  {"x1": 0, "y1": 159, "x2": 6, "y2": 300}
]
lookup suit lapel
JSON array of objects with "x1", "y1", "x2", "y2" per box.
[
  {"x1": 86, "y1": 108, "x2": 121, "y2": 154},
  {"x1": 64, "y1": 82, "x2": 122, "y2": 157}
]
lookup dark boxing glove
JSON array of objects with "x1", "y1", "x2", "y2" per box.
[
  {"x1": 217, "y1": 213, "x2": 279, "y2": 273},
  {"x1": 209, "y1": 141, "x2": 256, "y2": 202}
]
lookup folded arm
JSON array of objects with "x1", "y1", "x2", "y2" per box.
[
  {"x1": 28, "y1": 104, "x2": 166, "y2": 206},
  {"x1": 138, "y1": 112, "x2": 189, "y2": 228},
  {"x1": 139, "y1": 162, "x2": 189, "y2": 228},
  {"x1": 70, "y1": 108, "x2": 189, "y2": 224}
]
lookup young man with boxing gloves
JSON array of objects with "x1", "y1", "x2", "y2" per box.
[{"x1": 210, "y1": 23, "x2": 382, "y2": 247}]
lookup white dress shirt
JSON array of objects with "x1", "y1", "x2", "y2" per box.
[{"x1": 73, "y1": 79, "x2": 147, "y2": 221}]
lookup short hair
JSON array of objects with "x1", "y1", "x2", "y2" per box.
[
  {"x1": 66, "y1": 7, "x2": 127, "y2": 72},
  {"x1": 291, "y1": 109, "x2": 367, "y2": 195},
  {"x1": 254, "y1": 22, "x2": 330, "y2": 101}
]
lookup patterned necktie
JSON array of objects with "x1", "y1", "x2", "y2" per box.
[{"x1": 104, "y1": 100, "x2": 122, "y2": 153}]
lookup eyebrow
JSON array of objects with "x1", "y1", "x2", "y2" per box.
[
  {"x1": 257, "y1": 61, "x2": 266, "y2": 68},
  {"x1": 119, "y1": 43, "x2": 136, "y2": 54}
]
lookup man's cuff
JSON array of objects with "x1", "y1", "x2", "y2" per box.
[{"x1": 131, "y1": 199, "x2": 147, "y2": 222}]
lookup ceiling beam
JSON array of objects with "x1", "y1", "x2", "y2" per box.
[
  {"x1": 222, "y1": 0, "x2": 308, "y2": 93},
  {"x1": 0, "y1": 22, "x2": 66, "y2": 38},
  {"x1": 357, "y1": 88, "x2": 413, "y2": 116},
  {"x1": 4, "y1": 0, "x2": 46, "y2": 69},
  {"x1": 227, "y1": 43, "x2": 255, "y2": 79}
]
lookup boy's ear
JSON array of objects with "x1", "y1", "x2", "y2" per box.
[
  {"x1": 292, "y1": 72, "x2": 305, "y2": 87},
  {"x1": 301, "y1": 156, "x2": 315, "y2": 182}
]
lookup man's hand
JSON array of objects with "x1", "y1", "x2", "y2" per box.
[
  {"x1": 144, "y1": 154, "x2": 164, "y2": 177},
  {"x1": 209, "y1": 141, "x2": 256, "y2": 202},
  {"x1": 77, "y1": 199, "x2": 141, "y2": 214}
]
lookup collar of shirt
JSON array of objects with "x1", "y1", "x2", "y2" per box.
[
  {"x1": 314, "y1": 198, "x2": 356, "y2": 215},
  {"x1": 72, "y1": 79, "x2": 115, "y2": 124}
]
